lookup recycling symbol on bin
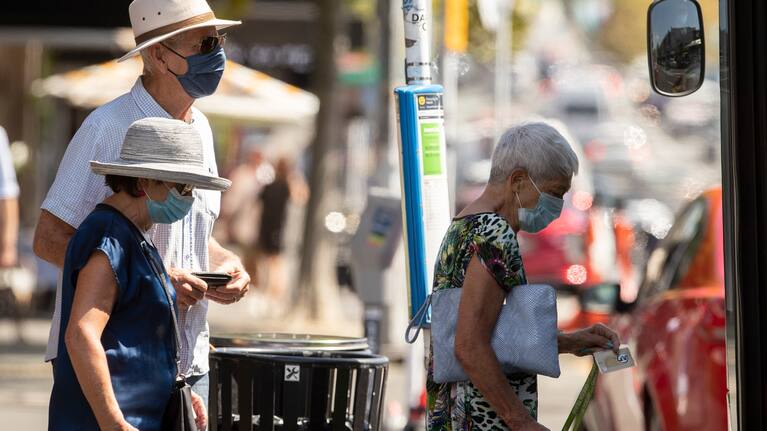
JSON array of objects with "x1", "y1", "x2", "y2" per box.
[{"x1": 285, "y1": 365, "x2": 300, "y2": 382}]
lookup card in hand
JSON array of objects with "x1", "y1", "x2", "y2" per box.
[{"x1": 593, "y1": 346, "x2": 635, "y2": 374}]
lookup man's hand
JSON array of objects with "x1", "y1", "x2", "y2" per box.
[
  {"x1": 190, "y1": 391, "x2": 207, "y2": 431},
  {"x1": 205, "y1": 258, "x2": 251, "y2": 304},
  {"x1": 167, "y1": 268, "x2": 208, "y2": 307},
  {"x1": 558, "y1": 323, "x2": 621, "y2": 356}
]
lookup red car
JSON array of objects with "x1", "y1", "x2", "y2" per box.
[{"x1": 584, "y1": 187, "x2": 726, "y2": 431}]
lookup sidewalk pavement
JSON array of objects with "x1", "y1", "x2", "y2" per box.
[
  {"x1": 0, "y1": 289, "x2": 591, "y2": 431},
  {"x1": 0, "y1": 319, "x2": 53, "y2": 430}
]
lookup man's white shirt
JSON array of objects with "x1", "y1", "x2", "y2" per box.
[{"x1": 42, "y1": 78, "x2": 219, "y2": 377}]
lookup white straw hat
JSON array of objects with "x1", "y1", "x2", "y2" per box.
[
  {"x1": 118, "y1": 0, "x2": 241, "y2": 62},
  {"x1": 90, "y1": 118, "x2": 231, "y2": 191}
]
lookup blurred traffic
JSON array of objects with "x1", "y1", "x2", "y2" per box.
[{"x1": 0, "y1": 0, "x2": 721, "y2": 429}]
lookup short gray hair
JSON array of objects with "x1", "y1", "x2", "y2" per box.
[
  {"x1": 140, "y1": 50, "x2": 155, "y2": 75},
  {"x1": 488, "y1": 122, "x2": 579, "y2": 184},
  {"x1": 140, "y1": 34, "x2": 183, "y2": 76}
]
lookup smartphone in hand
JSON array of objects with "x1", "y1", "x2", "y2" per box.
[{"x1": 192, "y1": 272, "x2": 233, "y2": 289}]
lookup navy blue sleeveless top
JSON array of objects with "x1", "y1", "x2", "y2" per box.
[{"x1": 49, "y1": 204, "x2": 177, "y2": 430}]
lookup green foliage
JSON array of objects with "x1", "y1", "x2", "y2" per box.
[
  {"x1": 598, "y1": 0, "x2": 718, "y2": 64},
  {"x1": 597, "y1": 0, "x2": 646, "y2": 63},
  {"x1": 345, "y1": 0, "x2": 376, "y2": 20},
  {"x1": 467, "y1": 0, "x2": 538, "y2": 64},
  {"x1": 210, "y1": 0, "x2": 249, "y2": 20}
]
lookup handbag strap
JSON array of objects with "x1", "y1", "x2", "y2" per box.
[
  {"x1": 561, "y1": 360, "x2": 598, "y2": 431},
  {"x1": 405, "y1": 294, "x2": 432, "y2": 344},
  {"x1": 140, "y1": 241, "x2": 184, "y2": 379},
  {"x1": 96, "y1": 205, "x2": 185, "y2": 379}
]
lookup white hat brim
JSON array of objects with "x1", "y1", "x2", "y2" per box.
[
  {"x1": 118, "y1": 18, "x2": 241, "y2": 62},
  {"x1": 90, "y1": 160, "x2": 231, "y2": 191}
]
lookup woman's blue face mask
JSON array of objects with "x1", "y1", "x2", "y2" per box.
[
  {"x1": 146, "y1": 184, "x2": 195, "y2": 224},
  {"x1": 516, "y1": 177, "x2": 564, "y2": 233}
]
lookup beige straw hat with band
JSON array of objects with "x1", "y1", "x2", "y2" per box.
[
  {"x1": 90, "y1": 118, "x2": 231, "y2": 192},
  {"x1": 118, "y1": 0, "x2": 241, "y2": 62}
]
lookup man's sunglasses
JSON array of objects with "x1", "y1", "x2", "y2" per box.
[
  {"x1": 162, "y1": 34, "x2": 226, "y2": 58},
  {"x1": 200, "y1": 34, "x2": 227, "y2": 55}
]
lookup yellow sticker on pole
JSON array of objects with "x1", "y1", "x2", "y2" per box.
[{"x1": 445, "y1": 0, "x2": 468, "y2": 53}]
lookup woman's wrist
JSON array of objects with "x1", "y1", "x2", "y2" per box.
[
  {"x1": 96, "y1": 407, "x2": 129, "y2": 430},
  {"x1": 502, "y1": 412, "x2": 537, "y2": 429}
]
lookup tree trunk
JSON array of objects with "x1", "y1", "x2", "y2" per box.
[
  {"x1": 297, "y1": 0, "x2": 342, "y2": 319},
  {"x1": 373, "y1": 0, "x2": 393, "y2": 188}
]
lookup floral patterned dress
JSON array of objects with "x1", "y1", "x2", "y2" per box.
[{"x1": 426, "y1": 212, "x2": 537, "y2": 430}]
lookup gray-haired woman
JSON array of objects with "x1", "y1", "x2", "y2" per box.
[{"x1": 426, "y1": 122, "x2": 621, "y2": 430}]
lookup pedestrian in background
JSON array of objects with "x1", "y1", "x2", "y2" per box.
[
  {"x1": 218, "y1": 146, "x2": 271, "y2": 279},
  {"x1": 0, "y1": 126, "x2": 19, "y2": 269},
  {"x1": 48, "y1": 118, "x2": 231, "y2": 431},
  {"x1": 33, "y1": 0, "x2": 250, "y2": 406},
  {"x1": 0, "y1": 125, "x2": 25, "y2": 342},
  {"x1": 256, "y1": 157, "x2": 307, "y2": 309}
]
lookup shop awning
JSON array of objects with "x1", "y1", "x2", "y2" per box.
[{"x1": 32, "y1": 57, "x2": 319, "y2": 124}]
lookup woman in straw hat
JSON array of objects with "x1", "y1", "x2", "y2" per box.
[{"x1": 48, "y1": 117, "x2": 230, "y2": 431}]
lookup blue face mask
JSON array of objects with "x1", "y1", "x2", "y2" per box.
[
  {"x1": 516, "y1": 177, "x2": 564, "y2": 233},
  {"x1": 146, "y1": 185, "x2": 195, "y2": 224},
  {"x1": 168, "y1": 45, "x2": 226, "y2": 99}
]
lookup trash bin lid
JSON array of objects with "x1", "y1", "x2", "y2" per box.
[
  {"x1": 210, "y1": 333, "x2": 369, "y2": 352},
  {"x1": 211, "y1": 347, "x2": 389, "y2": 366}
]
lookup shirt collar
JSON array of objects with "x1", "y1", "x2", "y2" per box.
[{"x1": 130, "y1": 77, "x2": 174, "y2": 119}]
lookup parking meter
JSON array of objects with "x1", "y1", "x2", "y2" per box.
[
  {"x1": 395, "y1": 85, "x2": 452, "y2": 321},
  {"x1": 349, "y1": 189, "x2": 403, "y2": 353}
]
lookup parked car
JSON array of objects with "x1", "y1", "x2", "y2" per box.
[{"x1": 584, "y1": 187, "x2": 726, "y2": 431}]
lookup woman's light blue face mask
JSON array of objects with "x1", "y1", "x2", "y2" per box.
[
  {"x1": 145, "y1": 184, "x2": 195, "y2": 224},
  {"x1": 516, "y1": 177, "x2": 565, "y2": 233}
]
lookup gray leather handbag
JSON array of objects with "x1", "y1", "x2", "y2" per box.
[{"x1": 406, "y1": 284, "x2": 561, "y2": 383}]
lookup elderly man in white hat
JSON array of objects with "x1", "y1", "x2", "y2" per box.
[{"x1": 33, "y1": 0, "x2": 248, "y2": 407}]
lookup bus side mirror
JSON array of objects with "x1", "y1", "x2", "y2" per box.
[{"x1": 647, "y1": 0, "x2": 705, "y2": 97}]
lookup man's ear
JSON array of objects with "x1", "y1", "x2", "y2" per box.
[{"x1": 147, "y1": 45, "x2": 169, "y2": 75}]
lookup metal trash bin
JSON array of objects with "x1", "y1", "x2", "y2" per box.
[
  {"x1": 210, "y1": 348, "x2": 389, "y2": 431},
  {"x1": 210, "y1": 333, "x2": 370, "y2": 353}
]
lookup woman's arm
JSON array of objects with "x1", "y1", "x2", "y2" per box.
[
  {"x1": 65, "y1": 252, "x2": 137, "y2": 431},
  {"x1": 454, "y1": 255, "x2": 548, "y2": 431}
]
